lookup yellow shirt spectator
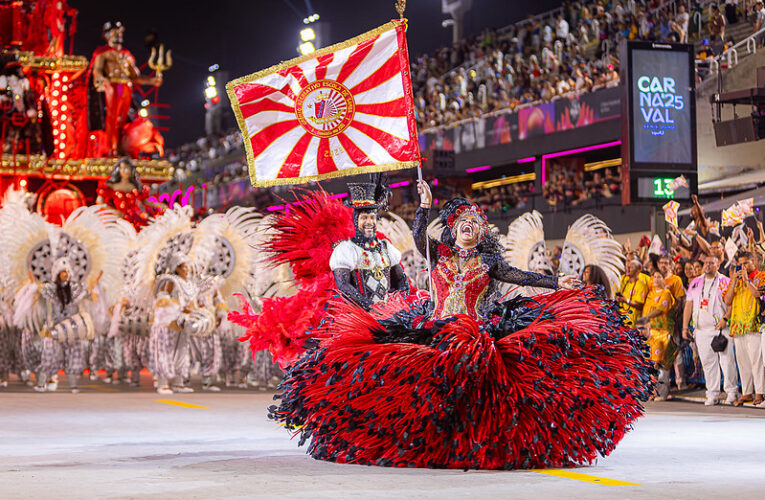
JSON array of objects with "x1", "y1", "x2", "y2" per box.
[
  {"x1": 618, "y1": 274, "x2": 648, "y2": 326},
  {"x1": 724, "y1": 269, "x2": 765, "y2": 336},
  {"x1": 641, "y1": 277, "x2": 677, "y2": 370}
]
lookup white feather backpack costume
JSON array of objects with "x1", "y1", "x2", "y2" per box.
[{"x1": 503, "y1": 211, "x2": 623, "y2": 296}]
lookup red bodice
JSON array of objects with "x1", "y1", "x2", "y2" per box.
[{"x1": 431, "y1": 244, "x2": 490, "y2": 321}]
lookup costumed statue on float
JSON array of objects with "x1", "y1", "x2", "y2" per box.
[
  {"x1": 96, "y1": 158, "x2": 162, "y2": 229},
  {"x1": 89, "y1": 21, "x2": 165, "y2": 157}
]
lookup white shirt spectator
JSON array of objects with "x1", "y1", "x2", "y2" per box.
[
  {"x1": 677, "y1": 9, "x2": 689, "y2": 35},
  {"x1": 544, "y1": 25, "x2": 554, "y2": 44},
  {"x1": 541, "y1": 45, "x2": 556, "y2": 70},
  {"x1": 556, "y1": 17, "x2": 570, "y2": 39},
  {"x1": 614, "y1": 2, "x2": 625, "y2": 22},
  {"x1": 756, "y1": 5, "x2": 765, "y2": 31}
]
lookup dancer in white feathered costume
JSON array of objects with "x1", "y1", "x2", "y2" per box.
[
  {"x1": 502, "y1": 210, "x2": 624, "y2": 297},
  {"x1": 112, "y1": 237, "x2": 153, "y2": 387},
  {"x1": 122, "y1": 206, "x2": 215, "y2": 394},
  {"x1": 88, "y1": 218, "x2": 136, "y2": 384},
  {"x1": 0, "y1": 189, "x2": 34, "y2": 387},
  {"x1": 151, "y1": 251, "x2": 216, "y2": 394},
  {"x1": 1, "y1": 188, "x2": 54, "y2": 388},
  {"x1": 0, "y1": 272, "x2": 18, "y2": 388},
  {"x1": 36, "y1": 257, "x2": 94, "y2": 393},
  {"x1": 12, "y1": 204, "x2": 131, "y2": 392},
  {"x1": 192, "y1": 206, "x2": 280, "y2": 390}
]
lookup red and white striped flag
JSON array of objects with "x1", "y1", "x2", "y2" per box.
[{"x1": 227, "y1": 19, "x2": 420, "y2": 187}]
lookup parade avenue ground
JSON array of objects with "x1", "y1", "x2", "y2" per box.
[{"x1": 2, "y1": 375, "x2": 765, "y2": 500}]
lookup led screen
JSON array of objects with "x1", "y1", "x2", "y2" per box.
[{"x1": 631, "y1": 49, "x2": 692, "y2": 165}]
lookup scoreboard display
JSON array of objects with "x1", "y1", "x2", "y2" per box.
[
  {"x1": 635, "y1": 175, "x2": 692, "y2": 200},
  {"x1": 620, "y1": 41, "x2": 698, "y2": 203}
]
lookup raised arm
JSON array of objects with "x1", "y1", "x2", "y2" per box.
[
  {"x1": 412, "y1": 206, "x2": 437, "y2": 264},
  {"x1": 414, "y1": 180, "x2": 438, "y2": 263}
]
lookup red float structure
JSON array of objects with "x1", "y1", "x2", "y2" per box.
[{"x1": 0, "y1": 0, "x2": 172, "y2": 223}]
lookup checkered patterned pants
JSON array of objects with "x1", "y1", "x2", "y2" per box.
[
  {"x1": 40, "y1": 337, "x2": 88, "y2": 377},
  {"x1": 189, "y1": 334, "x2": 221, "y2": 378},
  {"x1": 0, "y1": 326, "x2": 22, "y2": 377},
  {"x1": 89, "y1": 336, "x2": 124, "y2": 373},
  {"x1": 21, "y1": 328, "x2": 42, "y2": 374}
]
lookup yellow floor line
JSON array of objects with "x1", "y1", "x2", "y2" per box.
[
  {"x1": 155, "y1": 399, "x2": 210, "y2": 409},
  {"x1": 82, "y1": 385, "x2": 119, "y2": 392},
  {"x1": 532, "y1": 469, "x2": 641, "y2": 486}
]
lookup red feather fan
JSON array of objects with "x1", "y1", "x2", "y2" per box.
[{"x1": 228, "y1": 191, "x2": 355, "y2": 367}]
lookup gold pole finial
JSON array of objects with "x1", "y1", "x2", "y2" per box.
[{"x1": 395, "y1": 0, "x2": 406, "y2": 19}]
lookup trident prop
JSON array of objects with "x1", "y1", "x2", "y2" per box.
[{"x1": 148, "y1": 44, "x2": 173, "y2": 76}]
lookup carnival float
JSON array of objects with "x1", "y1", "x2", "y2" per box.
[{"x1": 0, "y1": 0, "x2": 172, "y2": 223}]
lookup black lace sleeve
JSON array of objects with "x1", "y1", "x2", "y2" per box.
[
  {"x1": 333, "y1": 269, "x2": 372, "y2": 309},
  {"x1": 413, "y1": 206, "x2": 438, "y2": 264},
  {"x1": 485, "y1": 254, "x2": 559, "y2": 289},
  {"x1": 389, "y1": 264, "x2": 409, "y2": 294}
]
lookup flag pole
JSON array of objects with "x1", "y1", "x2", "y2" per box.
[
  {"x1": 417, "y1": 163, "x2": 433, "y2": 295},
  {"x1": 395, "y1": 0, "x2": 432, "y2": 295}
]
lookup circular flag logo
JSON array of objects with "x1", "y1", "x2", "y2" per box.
[{"x1": 296, "y1": 79, "x2": 355, "y2": 138}]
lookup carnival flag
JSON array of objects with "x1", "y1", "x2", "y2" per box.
[
  {"x1": 722, "y1": 204, "x2": 745, "y2": 227},
  {"x1": 648, "y1": 234, "x2": 663, "y2": 256},
  {"x1": 662, "y1": 200, "x2": 679, "y2": 227},
  {"x1": 725, "y1": 237, "x2": 738, "y2": 262},
  {"x1": 226, "y1": 19, "x2": 420, "y2": 187},
  {"x1": 738, "y1": 198, "x2": 754, "y2": 217},
  {"x1": 668, "y1": 175, "x2": 689, "y2": 192},
  {"x1": 708, "y1": 219, "x2": 720, "y2": 236}
]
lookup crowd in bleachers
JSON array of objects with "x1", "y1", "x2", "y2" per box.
[
  {"x1": 412, "y1": 0, "x2": 765, "y2": 131},
  {"x1": 543, "y1": 163, "x2": 622, "y2": 207}
]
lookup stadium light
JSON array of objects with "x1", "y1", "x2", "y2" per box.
[
  {"x1": 141, "y1": 99, "x2": 150, "y2": 107},
  {"x1": 299, "y1": 41, "x2": 315, "y2": 55},
  {"x1": 205, "y1": 86, "x2": 218, "y2": 99},
  {"x1": 208, "y1": 63, "x2": 219, "y2": 72},
  {"x1": 207, "y1": 75, "x2": 216, "y2": 87},
  {"x1": 300, "y1": 27, "x2": 316, "y2": 42},
  {"x1": 138, "y1": 108, "x2": 149, "y2": 118}
]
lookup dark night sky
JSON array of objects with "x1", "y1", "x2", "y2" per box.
[{"x1": 70, "y1": 0, "x2": 563, "y2": 148}]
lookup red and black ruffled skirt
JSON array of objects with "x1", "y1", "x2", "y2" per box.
[{"x1": 270, "y1": 286, "x2": 654, "y2": 469}]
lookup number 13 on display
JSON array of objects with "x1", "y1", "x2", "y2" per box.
[{"x1": 653, "y1": 178, "x2": 674, "y2": 197}]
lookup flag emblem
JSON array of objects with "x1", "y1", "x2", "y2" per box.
[
  {"x1": 296, "y1": 80, "x2": 355, "y2": 138},
  {"x1": 226, "y1": 19, "x2": 420, "y2": 187}
]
